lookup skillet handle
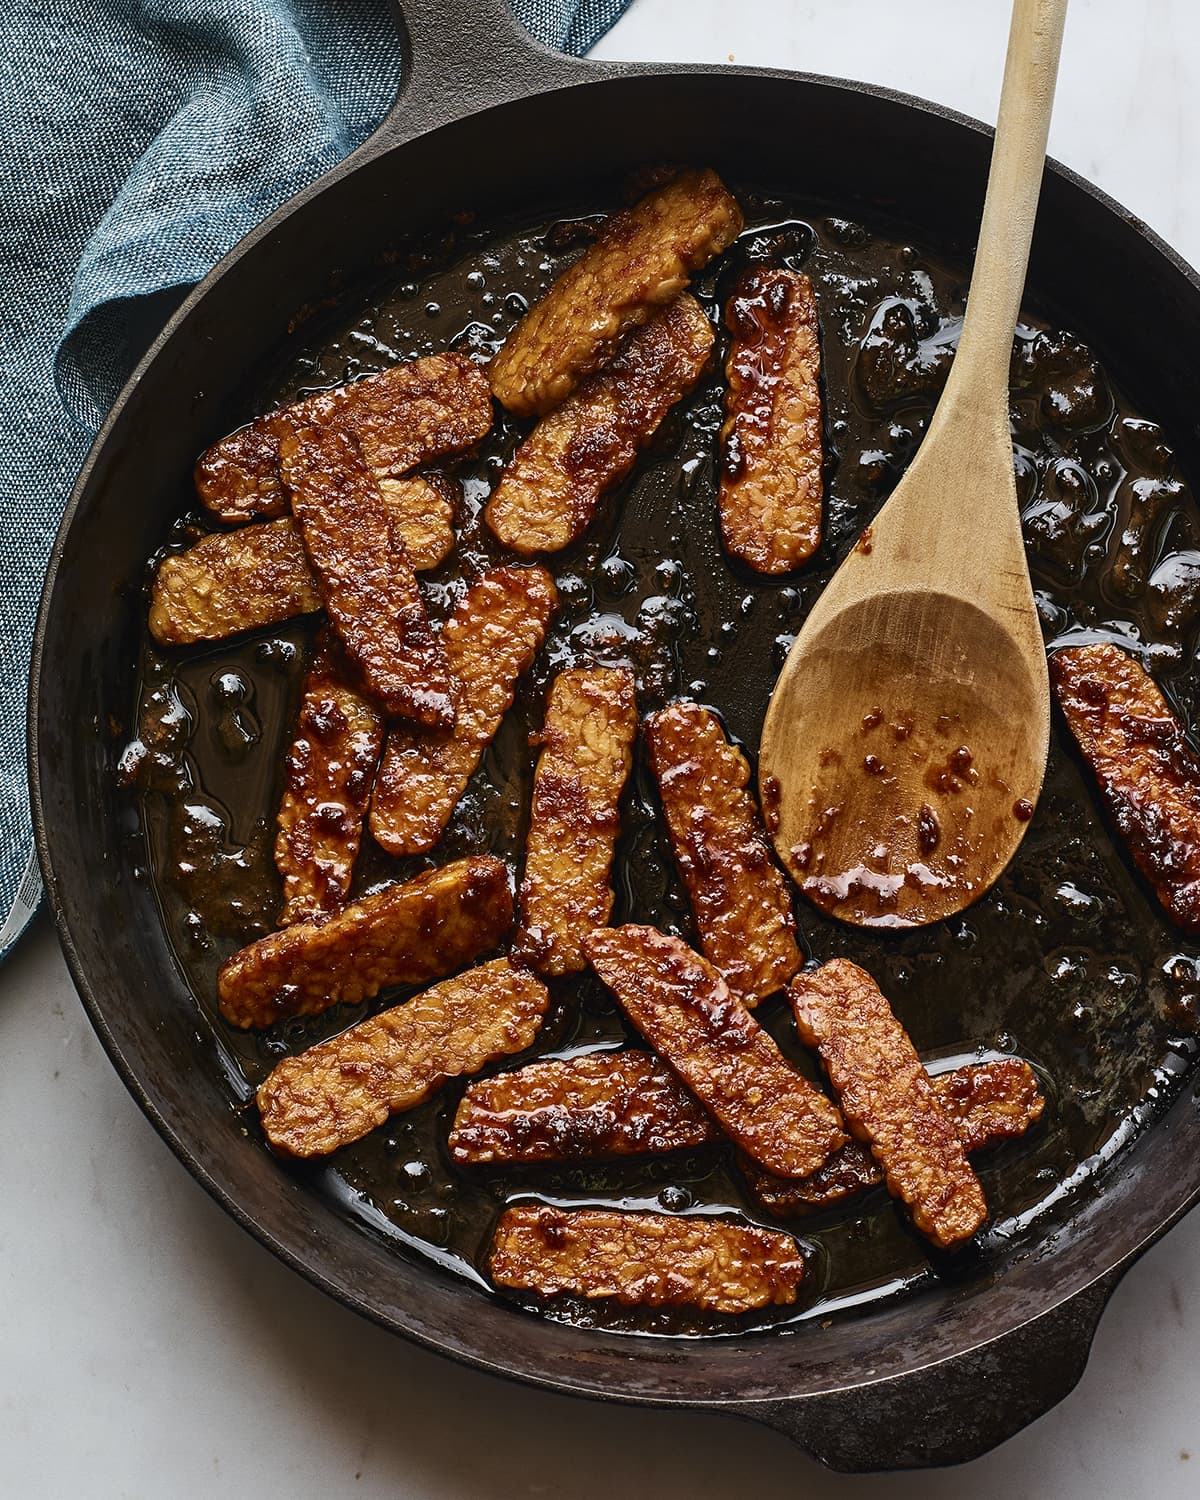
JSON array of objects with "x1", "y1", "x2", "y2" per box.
[
  {"x1": 361, "y1": 0, "x2": 615, "y2": 154},
  {"x1": 741, "y1": 1271, "x2": 1121, "y2": 1471}
]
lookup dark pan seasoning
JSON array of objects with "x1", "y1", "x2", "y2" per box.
[{"x1": 121, "y1": 182, "x2": 1200, "y2": 1337}]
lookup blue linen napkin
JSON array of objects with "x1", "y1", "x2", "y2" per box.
[{"x1": 0, "y1": 0, "x2": 634, "y2": 961}]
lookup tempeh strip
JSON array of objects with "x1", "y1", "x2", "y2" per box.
[
  {"x1": 1051, "y1": 642, "x2": 1200, "y2": 932},
  {"x1": 450, "y1": 1049, "x2": 1044, "y2": 1179},
  {"x1": 720, "y1": 268, "x2": 824, "y2": 573},
  {"x1": 370, "y1": 567, "x2": 558, "y2": 856},
  {"x1": 376, "y1": 472, "x2": 457, "y2": 572},
  {"x1": 148, "y1": 518, "x2": 322, "y2": 646},
  {"x1": 149, "y1": 480, "x2": 456, "y2": 650},
  {"x1": 645, "y1": 701, "x2": 801, "y2": 1004},
  {"x1": 584, "y1": 926, "x2": 846, "y2": 1177},
  {"x1": 257, "y1": 959, "x2": 549, "y2": 1157},
  {"x1": 279, "y1": 419, "x2": 453, "y2": 728},
  {"x1": 489, "y1": 168, "x2": 742, "y2": 417},
  {"x1": 218, "y1": 855, "x2": 513, "y2": 1029},
  {"x1": 274, "y1": 630, "x2": 385, "y2": 926},
  {"x1": 740, "y1": 1058, "x2": 1045, "y2": 1215},
  {"x1": 195, "y1": 354, "x2": 492, "y2": 523},
  {"x1": 485, "y1": 295, "x2": 714, "y2": 556},
  {"x1": 789, "y1": 959, "x2": 987, "y2": 1248},
  {"x1": 449, "y1": 1050, "x2": 719, "y2": 1164},
  {"x1": 488, "y1": 1206, "x2": 804, "y2": 1313},
  {"x1": 515, "y1": 668, "x2": 637, "y2": 975}
]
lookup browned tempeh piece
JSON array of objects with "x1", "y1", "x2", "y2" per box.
[
  {"x1": 279, "y1": 418, "x2": 453, "y2": 728},
  {"x1": 1051, "y1": 642, "x2": 1200, "y2": 932},
  {"x1": 370, "y1": 567, "x2": 559, "y2": 856},
  {"x1": 585, "y1": 927, "x2": 846, "y2": 1177},
  {"x1": 274, "y1": 631, "x2": 385, "y2": 927},
  {"x1": 376, "y1": 472, "x2": 457, "y2": 572},
  {"x1": 789, "y1": 960, "x2": 987, "y2": 1248},
  {"x1": 645, "y1": 701, "x2": 802, "y2": 1005},
  {"x1": 720, "y1": 268, "x2": 824, "y2": 573},
  {"x1": 148, "y1": 518, "x2": 322, "y2": 646},
  {"x1": 515, "y1": 669, "x2": 638, "y2": 975},
  {"x1": 149, "y1": 480, "x2": 456, "y2": 649},
  {"x1": 740, "y1": 1059, "x2": 1045, "y2": 1215},
  {"x1": 448, "y1": 1050, "x2": 719, "y2": 1164},
  {"x1": 485, "y1": 296, "x2": 714, "y2": 555},
  {"x1": 217, "y1": 855, "x2": 513, "y2": 1029},
  {"x1": 195, "y1": 354, "x2": 493, "y2": 523},
  {"x1": 489, "y1": 169, "x2": 742, "y2": 417},
  {"x1": 257, "y1": 959, "x2": 549, "y2": 1157},
  {"x1": 488, "y1": 1206, "x2": 804, "y2": 1313}
]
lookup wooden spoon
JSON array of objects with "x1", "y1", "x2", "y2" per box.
[{"x1": 759, "y1": 0, "x2": 1067, "y2": 928}]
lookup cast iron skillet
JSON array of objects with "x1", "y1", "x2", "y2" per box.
[{"x1": 30, "y1": 0, "x2": 1200, "y2": 1470}]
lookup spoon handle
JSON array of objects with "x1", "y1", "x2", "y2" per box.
[{"x1": 945, "y1": 0, "x2": 1069, "y2": 418}]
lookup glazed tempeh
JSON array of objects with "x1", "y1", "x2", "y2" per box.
[
  {"x1": 257, "y1": 959, "x2": 549, "y2": 1157},
  {"x1": 740, "y1": 1059, "x2": 1045, "y2": 1215},
  {"x1": 148, "y1": 517, "x2": 322, "y2": 646},
  {"x1": 584, "y1": 927, "x2": 846, "y2": 1177},
  {"x1": 720, "y1": 268, "x2": 824, "y2": 573},
  {"x1": 376, "y1": 472, "x2": 457, "y2": 572},
  {"x1": 279, "y1": 418, "x2": 454, "y2": 728},
  {"x1": 488, "y1": 1206, "x2": 804, "y2": 1313},
  {"x1": 149, "y1": 479, "x2": 455, "y2": 650},
  {"x1": 645, "y1": 701, "x2": 802, "y2": 1004},
  {"x1": 789, "y1": 960, "x2": 987, "y2": 1248},
  {"x1": 515, "y1": 668, "x2": 638, "y2": 975},
  {"x1": 489, "y1": 169, "x2": 741, "y2": 417},
  {"x1": 486, "y1": 295, "x2": 714, "y2": 555},
  {"x1": 1051, "y1": 642, "x2": 1200, "y2": 932},
  {"x1": 217, "y1": 855, "x2": 513, "y2": 1028},
  {"x1": 448, "y1": 1050, "x2": 719, "y2": 1164},
  {"x1": 195, "y1": 354, "x2": 493, "y2": 524},
  {"x1": 370, "y1": 566, "x2": 558, "y2": 856},
  {"x1": 274, "y1": 631, "x2": 385, "y2": 926}
]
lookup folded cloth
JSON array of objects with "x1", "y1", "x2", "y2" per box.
[{"x1": 0, "y1": 0, "x2": 634, "y2": 962}]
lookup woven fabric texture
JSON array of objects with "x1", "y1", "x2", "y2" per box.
[{"x1": 0, "y1": 0, "x2": 632, "y2": 960}]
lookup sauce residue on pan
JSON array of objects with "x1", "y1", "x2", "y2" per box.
[{"x1": 125, "y1": 188, "x2": 1200, "y2": 1337}]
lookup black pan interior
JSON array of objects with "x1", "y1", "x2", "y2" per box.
[{"x1": 32, "y1": 72, "x2": 1200, "y2": 1406}]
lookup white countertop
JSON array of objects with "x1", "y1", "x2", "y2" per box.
[{"x1": 4, "y1": 2, "x2": 1199, "y2": 1494}]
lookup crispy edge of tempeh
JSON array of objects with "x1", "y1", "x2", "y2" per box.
[
  {"x1": 584, "y1": 926, "x2": 846, "y2": 1178},
  {"x1": 515, "y1": 668, "x2": 638, "y2": 975},
  {"x1": 788, "y1": 959, "x2": 987, "y2": 1249},
  {"x1": 217, "y1": 854, "x2": 513, "y2": 1029},
  {"x1": 448, "y1": 1050, "x2": 719, "y2": 1164},
  {"x1": 485, "y1": 294, "x2": 715, "y2": 556},
  {"x1": 148, "y1": 517, "x2": 323, "y2": 646},
  {"x1": 489, "y1": 168, "x2": 742, "y2": 417},
  {"x1": 719, "y1": 268, "x2": 824, "y2": 573},
  {"x1": 257, "y1": 958, "x2": 549, "y2": 1157},
  {"x1": 487, "y1": 1206, "x2": 804, "y2": 1313},
  {"x1": 1050, "y1": 642, "x2": 1200, "y2": 932},
  {"x1": 279, "y1": 417, "x2": 454, "y2": 728},
  {"x1": 370, "y1": 566, "x2": 559, "y2": 856},
  {"x1": 740, "y1": 1059, "x2": 1045, "y2": 1215},
  {"x1": 274, "y1": 630, "x2": 385, "y2": 927},
  {"x1": 194, "y1": 354, "x2": 493, "y2": 524},
  {"x1": 645, "y1": 701, "x2": 802, "y2": 1005}
]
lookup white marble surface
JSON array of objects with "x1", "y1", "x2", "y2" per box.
[{"x1": 4, "y1": 1, "x2": 1200, "y2": 1493}]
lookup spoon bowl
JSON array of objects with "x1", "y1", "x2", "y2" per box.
[{"x1": 763, "y1": 586, "x2": 1049, "y2": 926}]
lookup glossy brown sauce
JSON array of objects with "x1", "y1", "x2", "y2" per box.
[{"x1": 125, "y1": 187, "x2": 1200, "y2": 1337}]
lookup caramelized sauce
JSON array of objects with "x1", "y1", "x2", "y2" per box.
[{"x1": 125, "y1": 187, "x2": 1200, "y2": 1337}]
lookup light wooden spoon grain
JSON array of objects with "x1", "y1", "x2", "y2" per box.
[{"x1": 760, "y1": 0, "x2": 1067, "y2": 928}]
